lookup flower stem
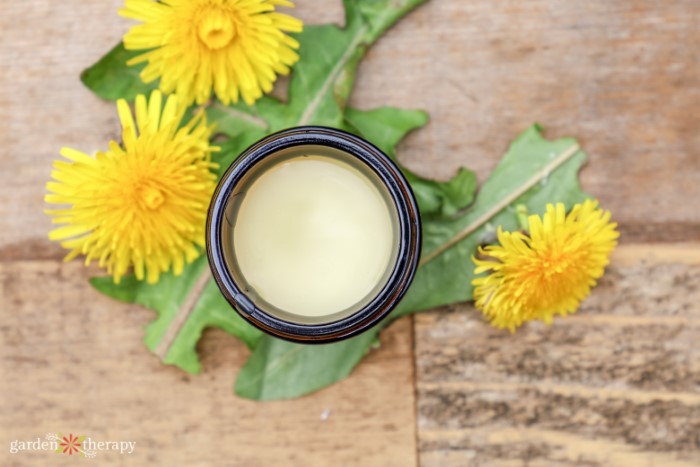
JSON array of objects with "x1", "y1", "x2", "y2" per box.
[{"x1": 516, "y1": 204, "x2": 530, "y2": 231}]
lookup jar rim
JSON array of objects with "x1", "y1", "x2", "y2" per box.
[{"x1": 206, "y1": 126, "x2": 421, "y2": 344}]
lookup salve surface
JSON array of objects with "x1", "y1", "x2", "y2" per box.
[{"x1": 233, "y1": 155, "x2": 396, "y2": 317}]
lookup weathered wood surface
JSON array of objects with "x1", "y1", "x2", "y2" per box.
[
  {"x1": 416, "y1": 245, "x2": 700, "y2": 466},
  {"x1": 1, "y1": 0, "x2": 699, "y2": 465},
  {"x1": 360, "y1": 0, "x2": 700, "y2": 237},
  {"x1": 2, "y1": 0, "x2": 700, "y2": 254}
]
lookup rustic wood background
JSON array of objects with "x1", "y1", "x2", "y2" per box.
[{"x1": 1, "y1": 0, "x2": 699, "y2": 465}]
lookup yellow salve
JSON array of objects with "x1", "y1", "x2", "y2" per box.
[{"x1": 233, "y1": 155, "x2": 396, "y2": 317}]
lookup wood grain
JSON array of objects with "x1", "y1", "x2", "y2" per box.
[
  {"x1": 2, "y1": 0, "x2": 700, "y2": 257},
  {"x1": 415, "y1": 245, "x2": 700, "y2": 466}
]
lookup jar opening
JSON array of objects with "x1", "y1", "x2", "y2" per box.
[{"x1": 220, "y1": 146, "x2": 400, "y2": 325}]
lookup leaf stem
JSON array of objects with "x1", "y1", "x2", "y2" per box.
[
  {"x1": 298, "y1": 23, "x2": 369, "y2": 126},
  {"x1": 155, "y1": 267, "x2": 212, "y2": 360},
  {"x1": 418, "y1": 143, "x2": 581, "y2": 267},
  {"x1": 213, "y1": 102, "x2": 269, "y2": 130}
]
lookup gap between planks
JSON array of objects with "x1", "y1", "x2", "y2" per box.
[{"x1": 2, "y1": 243, "x2": 700, "y2": 265}]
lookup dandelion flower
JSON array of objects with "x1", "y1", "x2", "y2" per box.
[
  {"x1": 472, "y1": 200, "x2": 619, "y2": 331},
  {"x1": 120, "y1": 0, "x2": 303, "y2": 106},
  {"x1": 45, "y1": 90, "x2": 218, "y2": 284}
]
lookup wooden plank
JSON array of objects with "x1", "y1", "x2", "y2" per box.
[
  {"x1": 0, "y1": 261, "x2": 417, "y2": 466},
  {"x1": 353, "y1": 0, "x2": 700, "y2": 231},
  {"x1": 414, "y1": 244, "x2": 700, "y2": 466},
  {"x1": 2, "y1": 0, "x2": 699, "y2": 258}
]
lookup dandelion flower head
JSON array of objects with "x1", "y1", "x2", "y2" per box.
[
  {"x1": 120, "y1": 0, "x2": 303, "y2": 106},
  {"x1": 46, "y1": 91, "x2": 218, "y2": 284},
  {"x1": 472, "y1": 200, "x2": 619, "y2": 331}
]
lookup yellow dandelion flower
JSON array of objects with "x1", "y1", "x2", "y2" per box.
[
  {"x1": 120, "y1": 0, "x2": 303, "y2": 106},
  {"x1": 472, "y1": 200, "x2": 619, "y2": 331},
  {"x1": 45, "y1": 90, "x2": 219, "y2": 284}
]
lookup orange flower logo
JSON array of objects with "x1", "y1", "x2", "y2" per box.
[{"x1": 58, "y1": 433, "x2": 81, "y2": 455}]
